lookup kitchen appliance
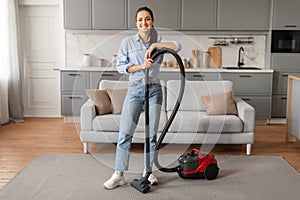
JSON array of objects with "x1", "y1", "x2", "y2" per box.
[
  {"x1": 208, "y1": 46, "x2": 222, "y2": 68},
  {"x1": 271, "y1": 30, "x2": 300, "y2": 53}
]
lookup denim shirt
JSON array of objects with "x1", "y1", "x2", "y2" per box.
[{"x1": 116, "y1": 33, "x2": 182, "y2": 81}]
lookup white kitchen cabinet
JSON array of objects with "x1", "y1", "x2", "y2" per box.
[
  {"x1": 92, "y1": 0, "x2": 127, "y2": 29},
  {"x1": 64, "y1": 0, "x2": 92, "y2": 29},
  {"x1": 181, "y1": 0, "x2": 217, "y2": 30},
  {"x1": 128, "y1": 0, "x2": 181, "y2": 30},
  {"x1": 273, "y1": 0, "x2": 300, "y2": 29},
  {"x1": 217, "y1": 0, "x2": 271, "y2": 30}
]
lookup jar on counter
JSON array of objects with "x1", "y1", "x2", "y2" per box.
[
  {"x1": 111, "y1": 54, "x2": 117, "y2": 67},
  {"x1": 98, "y1": 58, "x2": 105, "y2": 67},
  {"x1": 82, "y1": 53, "x2": 91, "y2": 67}
]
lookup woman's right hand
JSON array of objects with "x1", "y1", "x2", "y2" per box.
[{"x1": 141, "y1": 58, "x2": 154, "y2": 69}]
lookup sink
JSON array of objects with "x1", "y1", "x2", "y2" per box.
[{"x1": 222, "y1": 67, "x2": 261, "y2": 70}]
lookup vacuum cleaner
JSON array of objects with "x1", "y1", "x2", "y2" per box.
[{"x1": 131, "y1": 48, "x2": 219, "y2": 194}]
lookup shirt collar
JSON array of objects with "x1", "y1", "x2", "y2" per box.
[{"x1": 135, "y1": 33, "x2": 151, "y2": 43}]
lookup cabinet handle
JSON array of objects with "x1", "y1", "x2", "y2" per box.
[
  {"x1": 239, "y1": 75, "x2": 252, "y2": 78},
  {"x1": 192, "y1": 74, "x2": 204, "y2": 78},
  {"x1": 68, "y1": 96, "x2": 83, "y2": 99},
  {"x1": 241, "y1": 98, "x2": 251, "y2": 101},
  {"x1": 282, "y1": 74, "x2": 289, "y2": 77},
  {"x1": 102, "y1": 74, "x2": 114, "y2": 77},
  {"x1": 284, "y1": 24, "x2": 297, "y2": 28},
  {"x1": 281, "y1": 97, "x2": 287, "y2": 100},
  {"x1": 68, "y1": 73, "x2": 81, "y2": 76}
]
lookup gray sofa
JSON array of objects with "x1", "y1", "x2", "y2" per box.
[{"x1": 80, "y1": 80, "x2": 255, "y2": 155}]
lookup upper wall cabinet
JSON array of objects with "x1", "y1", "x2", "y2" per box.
[
  {"x1": 273, "y1": 0, "x2": 300, "y2": 29},
  {"x1": 128, "y1": 0, "x2": 181, "y2": 30},
  {"x1": 64, "y1": 0, "x2": 127, "y2": 30},
  {"x1": 217, "y1": 0, "x2": 271, "y2": 30},
  {"x1": 64, "y1": 0, "x2": 92, "y2": 29},
  {"x1": 92, "y1": 0, "x2": 127, "y2": 29},
  {"x1": 181, "y1": 0, "x2": 217, "y2": 30}
]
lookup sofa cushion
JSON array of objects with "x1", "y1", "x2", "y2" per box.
[
  {"x1": 93, "y1": 110, "x2": 167, "y2": 132},
  {"x1": 167, "y1": 111, "x2": 243, "y2": 133},
  {"x1": 85, "y1": 89, "x2": 112, "y2": 115},
  {"x1": 107, "y1": 88, "x2": 127, "y2": 114},
  {"x1": 100, "y1": 80, "x2": 167, "y2": 111},
  {"x1": 167, "y1": 80, "x2": 233, "y2": 112},
  {"x1": 201, "y1": 91, "x2": 238, "y2": 115}
]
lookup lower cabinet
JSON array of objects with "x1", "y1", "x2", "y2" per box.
[
  {"x1": 220, "y1": 72, "x2": 273, "y2": 119},
  {"x1": 159, "y1": 71, "x2": 218, "y2": 81},
  {"x1": 272, "y1": 71, "x2": 300, "y2": 117},
  {"x1": 61, "y1": 70, "x2": 125, "y2": 116},
  {"x1": 61, "y1": 95, "x2": 88, "y2": 115},
  {"x1": 272, "y1": 95, "x2": 287, "y2": 117},
  {"x1": 61, "y1": 70, "x2": 274, "y2": 118},
  {"x1": 237, "y1": 96, "x2": 272, "y2": 119}
]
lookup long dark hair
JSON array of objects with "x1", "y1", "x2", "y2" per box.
[{"x1": 135, "y1": 6, "x2": 157, "y2": 46}]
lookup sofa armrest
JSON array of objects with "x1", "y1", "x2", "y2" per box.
[
  {"x1": 235, "y1": 97, "x2": 255, "y2": 132},
  {"x1": 80, "y1": 99, "x2": 96, "y2": 131}
]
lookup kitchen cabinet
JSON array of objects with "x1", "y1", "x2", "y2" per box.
[
  {"x1": 273, "y1": 0, "x2": 300, "y2": 29},
  {"x1": 61, "y1": 71, "x2": 89, "y2": 115},
  {"x1": 159, "y1": 71, "x2": 218, "y2": 82},
  {"x1": 271, "y1": 53, "x2": 300, "y2": 70},
  {"x1": 61, "y1": 70, "x2": 125, "y2": 116},
  {"x1": 89, "y1": 71, "x2": 126, "y2": 89},
  {"x1": 64, "y1": 0, "x2": 127, "y2": 30},
  {"x1": 181, "y1": 0, "x2": 217, "y2": 30},
  {"x1": 271, "y1": 54, "x2": 300, "y2": 117},
  {"x1": 128, "y1": 0, "x2": 181, "y2": 30},
  {"x1": 92, "y1": 0, "x2": 127, "y2": 29},
  {"x1": 185, "y1": 72, "x2": 218, "y2": 81},
  {"x1": 217, "y1": 0, "x2": 271, "y2": 30},
  {"x1": 64, "y1": 0, "x2": 92, "y2": 29},
  {"x1": 272, "y1": 71, "x2": 300, "y2": 117},
  {"x1": 220, "y1": 72, "x2": 273, "y2": 118}
]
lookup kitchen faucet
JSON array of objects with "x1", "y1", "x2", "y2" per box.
[{"x1": 238, "y1": 47, "x2": 244, "y2": 67}]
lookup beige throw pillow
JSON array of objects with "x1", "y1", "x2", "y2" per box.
[
  {"x1": 86, "y1": 89, "x2": 112, "y2": 115},
  {"x1": 107, "y1": 88, "x2": 127, "y2": 114},
  {"x1": 201, "y1": 91, "x2": 238, "y2": 115}
]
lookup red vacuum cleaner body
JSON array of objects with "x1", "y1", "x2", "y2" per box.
[{"x1": 177, "y1": 149, "x2": 219, "y2": 180}]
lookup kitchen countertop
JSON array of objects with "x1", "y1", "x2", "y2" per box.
[{"x1": 59, "y1": 66, "x2": 274, "y2": 73}]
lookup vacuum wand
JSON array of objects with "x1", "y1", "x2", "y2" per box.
[{"x1": 130, "y1": 68, "x2": 152, "y2": 194}]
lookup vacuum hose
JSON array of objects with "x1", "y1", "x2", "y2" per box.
[{"x1": 150, "y1": 48, "x2": 186, "y2": 173}]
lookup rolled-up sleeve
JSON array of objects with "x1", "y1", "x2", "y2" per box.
[
  {"x1": 116, "y1": 38, "x2": 132, "y2": 74},
  {"x1": 159, "y1": 37, "x2": 182, "y2": 52}
]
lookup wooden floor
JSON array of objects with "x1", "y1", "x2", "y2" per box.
[{"x1": 0, "y1": 117, "x2": 299, "y2": 189}]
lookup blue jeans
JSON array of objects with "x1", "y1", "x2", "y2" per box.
[{"x1": 115, "y1": 78, "x2": 162, "y2": 172}]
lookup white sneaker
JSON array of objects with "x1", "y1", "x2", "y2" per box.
[
  {"x1": 103, "y1": 171, "x2": 126, "y2": 190},
  {"x1": 143, "y1": 170, "x2": 158, "y2": 185}
]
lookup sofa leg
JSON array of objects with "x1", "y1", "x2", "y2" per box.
[
  {"x1": 246, "y1": 144, "x2": 251, "y2": 155},
  {"x1": 83, "y1": 143, "x2": 88, "y2": 154}
]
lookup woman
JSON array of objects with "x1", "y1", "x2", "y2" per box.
[{"x1": 104, "y1": 6, "x2": 181, "y2": 190}]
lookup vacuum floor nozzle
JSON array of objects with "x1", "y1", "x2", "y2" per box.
[{"x1": 130, "y1": 177, "x2": 151, "y2": 194}]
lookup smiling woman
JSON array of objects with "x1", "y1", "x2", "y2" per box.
[{"x1": 0, "y1": 0, "x2": 23, "y2": 124}]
